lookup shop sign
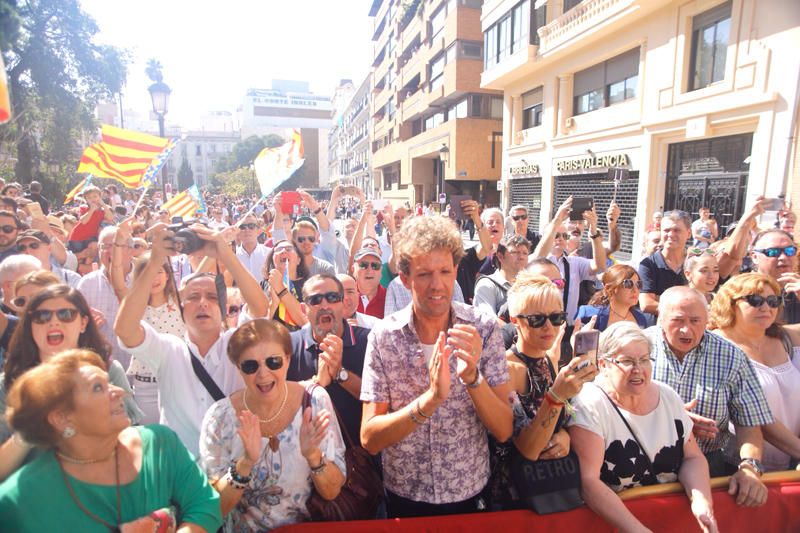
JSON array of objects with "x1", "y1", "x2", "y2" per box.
[
  {"x1": 509, "y1": 163, "x2": 540, "y2": 176},
  {"x1": 556, "y1": 152, "x2": 629, "y2": 172}
]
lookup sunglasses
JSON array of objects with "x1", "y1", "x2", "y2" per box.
[
  {"x1": 621, "y1": 279, "x2": 643, "y2": 290},
  {"x1": 296, "y1": 235, "x2": 316, "y2": 244},
  {"x1": 239, "y1": 223, "x2": 257, "y2": 230},
  {"x1": 227, "y1": 304, "x2": 241, "y2": 314},
  {"x1": 239, "y1": 356, "x2": 284, "y2": 374},
  {"x1": 274, "y1": 246, "x2": 295, "y2": 254},
  {"x1": 511, "y1": 214, "x2": 528, "y2": 221},
  {"x1": 753, "y1": 246, "x2": 797, "y2": 258},
  {"x1": 31, "y1": 308, "x2": 81, "y2": 325},
  {"x1": 688, "y1": 248, "x2": 715, "y2": 257},
  {"x1": 305, "y1": 291, "x2": 343, "y2": 306},
  {"x1": 0, "y1": 224, "x2": 17, "y2": 234},
  {"x1": 133, "y1": 243, "x2": 146, "y2": 250},
  {"x1": 516, "y1": 312, "x2": 568, "y2": 328},
  {"x1": 17, "y1": 242, "x2": 41, "y2": 252},
  {"x1": 358, "y1": 261, "x2": 382, "y2": 271},
  {"x1": 738, "y1": 294, "x2": 783, "y2": 309},
  {"x1": 11, "y1": 296, "x2": 27, "y2": 308},
  {"x1": 554, "y1": 232, "x2": 569, "y2": 240}
]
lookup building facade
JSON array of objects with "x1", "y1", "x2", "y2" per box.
[
  {"x1": 241, "y1": 80, "x2": 332, "y2": 188},
  {"x1": 482, "y1": 0, "x2": 800, "y2": 260},
  {"x1": 328, "y1": 75, "x2": 375, "y2": 196},
  {"x1": 369, "y1": 0, "x2": 504, "y2": 208},
  {"x1": 165, "y1": 128, "x2": 240, "y2": 188}
]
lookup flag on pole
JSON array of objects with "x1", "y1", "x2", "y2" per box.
[
  {"x1": 77, "y1": 125, "x2": 173, "y2": 189},
  {"x1": 253, "y1": 128, "x2": 304, "y2": 197},
  {"x1": 161, "y1": 184, "x2": 205, "y2": 219},
  {"x1": 141, "y1": 137, "x2": 180, "y2": 188},
  {"x1": 63, "y1": 175, "x2": 93, "y2": 205}
]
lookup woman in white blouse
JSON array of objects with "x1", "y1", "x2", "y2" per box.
[{"x1": 567, "y1": 322, "x2": 717, "y2": 533}]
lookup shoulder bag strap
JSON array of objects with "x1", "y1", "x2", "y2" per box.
[
  {"x1": 302, "y1": 381, "x2": 357, "y2": 449},
  {"x1": 188, "y1": 347, "x2": 225, "y2": 402},
  {"x1": 599, "y1": 387, "x2": 656, "y2": 475},
  {"x1": 561, "y1": 256, "x2": 571, "y2": 311}
]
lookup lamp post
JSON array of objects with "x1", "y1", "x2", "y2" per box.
[
  {"x1": 148, "y1": 80, "x2": 171, "y2": 197},
  {"x1": 438, "y1": 143, "x2": 450, "y2": 205}
]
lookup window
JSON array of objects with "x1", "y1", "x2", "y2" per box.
[
  {"x1": 470, "y1": 94, "x2": 482, "y2": 117},
  {"x1": 522, "y1": 87, "x2": 543, "y2": 129},
  {"x1": 490, "y1": 96, "x2": 503, "y2": 119},
  {"x1": 689, "y1": 1, "x2": 732, "y2": 91},
  {"x1": 195, "y1": 145, "x2": 202, "y2": 156},
  {"x1": 430, "y1": 5, "x2": 446, "y2": 39},
  {"x1": 573, "y1": 47, "x2": 639, "y2": 115},
  {"x1": 429, "y1": 52, "x2": 446, "y2": 90},
  {"x1": 484, "y1": 1, "x2": 530, "y2": 69},
  {"x1": 454, "y1": 99, "x2": 468, "y2": 119},
  {"x1": 460, "y1": 41, "x2": 482, "y2": 59},
  {"x1": 564, "y1": 0, "x2": 583, "y2": 12}
]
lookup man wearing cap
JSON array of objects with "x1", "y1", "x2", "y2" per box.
[
  {"x1": 15, "y1": 230, "x2": 80, "y2": 288},
  {"x1": 235, "y1": 213, "x2": 270, "y2": 283},
  {"x1": 354, "y1": 247, "x2": 386, "y2": 319}
]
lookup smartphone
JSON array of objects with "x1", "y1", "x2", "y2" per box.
[
  {"x1": 574, "y1": 330, "x2": 600, "y2": 370},
  {"x1": 342, "y1": 185, "x2": 360, "y2": 197},
  {"x1": 171, "y1": 216, "x2": 183, "y2": 225},
  {"x1": 449, "y1": 195, "x2": 471, "y2": 221},
  {"x1": 26, "y1": 202, "x2": 44, "y2": 219},
  {"x1": 371, "y1": 199, "x2": 387, "y2": 212},
  {"x1": 763, "y1": 198, "x2": 785, "y2": 211},
  {"x1": 280, "y1": 191, "x2": 302, "y2": 214},
  {"x1": 570, "y1": 197, "x2": 594, "y2": 221}
]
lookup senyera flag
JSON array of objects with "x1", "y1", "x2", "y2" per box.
[
  {"x1": 0, "y1": 54, "x2": 10, "y2": 124},
  {"x1": 161, "y1": 184, "x2": 206, "y2": 220},
  {"x1": 77, "y1": 125, "x2": 176, "y2": 189},
  {"x1": 63, "y1": 175, "x2": 93, "y2": 205},
  {"x1": 253, "y1": 129, "x2": 304, "y2": 197}
]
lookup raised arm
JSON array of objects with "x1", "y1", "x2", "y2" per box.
[
  {"x1": 348, "y1": 201, "x2": 373, "y2": 274},
  {"x1": 532, "y1": 197, "x2": 572, "y2": 260},
  {"x1": 605, "y1": 201, "x2": 622, "y2": 255},
  {"x1": 584, "y1": 208, "x2": 607, "y2": 275},
  {"x1": 110, "y1": 217, "x2": 135, "y2": 301},
  {"x1": 718, "y1": 197, "x2": 767, "y2": 278},
  {"x1": 463, "y1": 200, "x2": 490, "y2": 260}
]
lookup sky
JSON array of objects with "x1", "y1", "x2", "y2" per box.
[{"x1": 79, "y1": 0, "x2": 375, "y2": 129}]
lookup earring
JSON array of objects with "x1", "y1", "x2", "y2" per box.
[{"x1": 62, "y1": 426, "x2": 76, "y2": 439}]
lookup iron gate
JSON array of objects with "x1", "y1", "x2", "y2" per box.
[{"x1": 508, "y1": 177, "x2": 542, "y2": 233}]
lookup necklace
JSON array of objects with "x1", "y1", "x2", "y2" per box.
[
  {"x1": 58, "y1": 443, "x2": 121, "y2": 532},
  {"x1": 57, "y1": 447, "x2": 117, "y2": 465},
  {"x1": 609, "y1": 306, "x2": 630, "y2": 320},
  {"x1": 243, "y1": 383, "x2": 289, "y2": 452}
]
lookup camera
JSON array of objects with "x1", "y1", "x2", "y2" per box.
[{"x1": 167, "y1": 218, "x2": 204, "y2": 255}]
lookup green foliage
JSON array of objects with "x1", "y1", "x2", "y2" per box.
[
  {"x1": 177, "y1": 154, "x2": 194, "y2": 191},
  {"x1": 145, "y1": 58, "x2": 163, "y2": 83},
  {"x1": 0, "y1": 0, "x2": 128, "y2": 188},
  {"x1": 213, "y1": 134, "x2": 285, "y2": 174},
  {"x1": 212, "y1": 166, "x2": 258, "y2": 198}
]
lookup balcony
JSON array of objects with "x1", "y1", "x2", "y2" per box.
[
  {"x1": 400, "y1": 86, "x2": 424, "y2": 121},
  {"x1": 480, "y1": 43, "x2": 539, "y2": 90},
  {"x1": 536, "y1": 0, "x2": 638, "y2": 56}
]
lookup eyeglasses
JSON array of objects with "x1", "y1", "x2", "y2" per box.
[
  {"x1": 554, "y1": 232, "x2": 569, "y2": 240},
  {"x1": 737, "y1": 294, "x2": 783, "y2": 309},
  {"x1": 604, "y1": 356, "x2": 653, "y2": 370},
  {"x1": 0, "y1": 225, "x2": 17, "y2": 234},
  {"x1": 295, "y1": 235, "x2": 316, "y2": 244},
  {"x1": 516, "y1": 312, "x2": 568, "y2": 328},
  {"x1": 358, "y1": 261, "x2": 382, "y2": 271},
  {"x1": 17, "y1": 242, "x2": 41, "y2": 252},
  {"x1": 227, "y1": 305, "x2": 241, "y2": 314},
  {"x1": 620, "y1": 279, "x2": 643, "y2": 290},
  {"x1": 11, "y1": 296, "x2": 27, "y2": 308},
  {"x1": 551, "y1": 279, "x2": 565, "y2": 289},
  {"x1": 239, "y1": 223, "x2": 257, "y2": 230},
  {"x1": 30, "y1": 308, "x2": 81, "y2": 325},
  {"x1": 305, "y1": 291, "x2": 343, "y2": 306},
  {"x1": 239, "y1": 356, "x2": 284, "y2": 374},
  {"x1": 133, "y1": 243, "x2": 146, "y2": 250},
  {"x1": 753, "y1": 246, "x2": 797, "y2": 258},
  {"x1": 511, "y1": 214, "x2": 527, "y2": 221}
]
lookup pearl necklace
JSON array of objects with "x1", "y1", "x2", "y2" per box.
[
  {"x1": 243, "y1": 382, "x2": 289, "y2": 425},
  {"x1": 57, "y1": 446, "x2": 117, "y2": 465}
]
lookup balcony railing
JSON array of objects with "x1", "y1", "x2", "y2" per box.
[{"x1": 537, "y1": 0, "x2": 634, "y2": 55}]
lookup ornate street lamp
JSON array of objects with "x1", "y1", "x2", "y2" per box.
[
  {"x1": 148, "y1": 80, "x2": 171, "y2": 195},
  {"x1": 438, "y1": 143, "x2": 450, "y2": 202}
]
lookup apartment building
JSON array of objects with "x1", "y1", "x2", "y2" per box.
[
  {"x1": 481, "y1": 0, "x2": 800, "y2": 260},
  {"x1": 328, "y1": 76, "x2": 375, "y2": 195},
  {"x1": 369, "y1": 0, "x2": 504, "y2": 208}
]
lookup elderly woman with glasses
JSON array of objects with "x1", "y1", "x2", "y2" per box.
[
  {"x1": 576, "y1": 264, "x2": 648, "y2": 332},
  {"x1": 684, "y1": 249, "x2": 720, "y2": 302},
  {"x1": 488, "y1": 272, "x2": 597, "y2": 510},
  {"x1": 709, "y1": 272, "x2": 800, "y2": 472},
  {"x1": 199, "y1": 318, "x2": 345, "y2": 532},
  {"x1": 567, "y1": 322, "x2": 716, "y2": 533}
]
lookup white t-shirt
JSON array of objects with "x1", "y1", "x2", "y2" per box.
[{"x1": 568, "y1": 381, "x2": 693, "y2": 492}]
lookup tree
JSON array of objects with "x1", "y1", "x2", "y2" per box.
[
  {"x1": 177, "y1": 154, "x2": 194, "y2": 191},
  {"x1": 145, "y1": 59, "x2": 163, "y2": 83},
  {"x1": 0, "y1": 0, "x2": 128, "y2": 190},
  {"x1": 214, "y1": 134, "x2": 284, "y2": 173},
  {"x1": 212, "y1": 166, "x2": 256, "y2": 198}
]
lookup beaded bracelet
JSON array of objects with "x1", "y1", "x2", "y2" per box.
[{"x1": 228, "y1": 464, "x2": 252, "y2": 489}]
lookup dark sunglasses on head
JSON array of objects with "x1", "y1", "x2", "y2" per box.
[
  {"x1": 239, "y1": 223, "x2": 257, "y2": 230},
  {"x1": 516, "y1": 312, "x2": 568, "y2": 328},
  {"x1": 738, "y1": 294, "x2": 783, "y2": 309},
  {"x1": 296, "y1": 235, "x2": 316, "y2": 244},
  {"x1": 621, "y1": 279, "x2": 643, "y2": 290},
  {"x1": 305, "y1": 291, "x2": 343, "y2": 306},
  {"x1": 31, "y1": 308, "x2": 81, "y2": 325},
  {"x1": 17, "y1": 242, "x2": 41, "y2": 252},
  {"x1": 753, "y1": 246, "x2": 797, "y2": 258},
  {"x1": 239, "y1": 356, "x2": 284, "y2": 374},
  {"x1": 511, "y1": 214, "x2": 527, "y2": 221},
  {"x1": 0, "y1": 224, "x2": 17, "y2": 234},
  {"x1": 227, "y1": 304, "x2": 241, "y2": 314},
  {"x1": 687, "y1": 247, "x2": 715, "y2": 257},
  {"x1": 358, "y1": 261, "x2": 382, "y2": 271},
  {"x1": 11, "y1": 296, "x2": 27, "y2": 308}
]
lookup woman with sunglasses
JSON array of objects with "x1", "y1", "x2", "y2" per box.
[
  {"x1": 199, "y1": 318, "x2": 345, "y2": 531},
  {"x1": 709, "y1": 273, "x2": 800, "y2": 472},
  {"x1": 11, "y1": 269, "x2": 60, "y2": 313},
  {"x1": 0, "y1": 284, "x2": 142, "y2": 481},
  {"x1": 567, "y1": 322, "x2": 717, "y2": 533},
  {"x1": 261, "y1": 240, "x2": 309, "y2": 332},
  {"x1": 576, "y1": 264, "x2": 647, "y2": 332},
  {"x1": 684, "y1": 249, "x2": 721, "y2": 302},
  {"x1": 487, "y1": 273, "x2": 597, "y2": 509},
  {"x1": 225, "y1": 287, "x2": 244, "y2": 330}
]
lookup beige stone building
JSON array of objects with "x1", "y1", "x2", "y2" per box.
[
  {"x1": 481, "y1": 0, "x2": 800, "y2": 259},
  {"x1": 369, "y1": 0, "x2": 504, "y2": 207}
]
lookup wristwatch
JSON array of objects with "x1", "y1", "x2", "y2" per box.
[
  {"x1": 590, "y1": 230, "x2": 602, "y2": 239},
  {"x1": 739, "y1": 458, "x2": 764, "y2": 476},
  {"x1": 336, "y1": 368, "x2": 350, "y2": 383}
]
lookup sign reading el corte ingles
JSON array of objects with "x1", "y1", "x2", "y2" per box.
[{"x1": 556, "y1": 152, "x2": 629, "y2": 172}]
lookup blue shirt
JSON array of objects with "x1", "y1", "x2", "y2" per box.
[
  {"x1": 575, "y1": 305, "x2": 647, "y2": 331},
  {"x1": 638, "y1": 250, "x2": 687, "y2": 296}
]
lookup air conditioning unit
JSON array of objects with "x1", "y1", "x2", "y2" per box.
[{"x1": 565, "y1": 117, "x2": 575, "y2": 128}]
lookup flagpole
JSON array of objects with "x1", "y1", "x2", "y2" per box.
[
  {"x1": 232, "y1": 195, "x2": 266, "y2": 228},
  {"x1": 132, "y1": 183, "x2": 151, "y2": 218}
]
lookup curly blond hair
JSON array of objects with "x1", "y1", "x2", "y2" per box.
[{"x1": 395, "y1": 215, "x2": 464, "y2": 275}]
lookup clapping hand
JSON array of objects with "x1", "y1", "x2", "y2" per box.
[
  {"x1": 300, "y1": 405, "x2": 331, "y2": 462},
  {"x1": 428, "y1": 332, "x2": 452, "y2": 403},
  {"x1": 447, "y1": 324, "x2": 482, "y2": 385},
  {"x1": 237, "y1": 410, "x2": 262, "y2": 465}
]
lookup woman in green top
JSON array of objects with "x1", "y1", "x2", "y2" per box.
[{"x1": 0, "y1": 349, "x2": 222, "y2": 532}]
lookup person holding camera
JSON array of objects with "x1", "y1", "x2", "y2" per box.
[{"x1": 114, "y1": 224, "x2": 269, "y2": 456}]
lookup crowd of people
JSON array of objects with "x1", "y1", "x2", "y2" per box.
[{"x1": 0, "y1": 177, "x2": 798, "y2": 532}]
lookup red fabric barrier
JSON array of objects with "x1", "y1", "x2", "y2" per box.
[{"x1": 276, "y1": 482, "x2": 800, "y2": 532}]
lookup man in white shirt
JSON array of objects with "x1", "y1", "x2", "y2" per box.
[
  {"x1": 337, "y1": 273, "x2": 378, "y2": 329},
  {"x1": 115, "y1": 224, "x2": 268, "y2": 456},
  {"x1": 235, "y1": 213, "x2": 270, "y2": 283},
  {"x1": 207, "y1": 208, "x2": 230, "y2": 231}
]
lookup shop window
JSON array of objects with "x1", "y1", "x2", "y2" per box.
[
  {"x1": 522, "y1": 86, "x2": 543, "y2": 129},
  {"x1": 573, "y1": 47, "x2": 639, "y2": 116},
  {"x1": 689, "y1": 1, "x2": 731, "y2": 91}
]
